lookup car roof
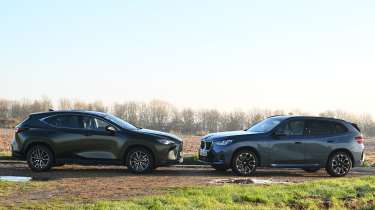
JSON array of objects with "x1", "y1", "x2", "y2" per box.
[
  {"x1": 29, "y1": 110, "x2": 107, "y2": 118},
  {"x1": 269, "y1": 115, "x2": 348, "y2": 123}
]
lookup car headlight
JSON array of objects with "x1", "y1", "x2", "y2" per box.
[
  {"x1": 157, "y1": 139, "x2": 175, "y2": 145},
  {"x1": 214, "y1": 139, "x2": 233, "y2": 146}
]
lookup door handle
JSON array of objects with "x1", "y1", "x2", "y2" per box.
[
  {"x1": 327, "y1": 140, "x2": 335, "y2": 143},
  {"x1": 295, "y1": 142, "x2": 302, "y2": 144}
]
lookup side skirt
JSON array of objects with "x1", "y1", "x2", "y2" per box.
[{"x1": 270, "y1": 163, "x2": 320, "y2": 168}]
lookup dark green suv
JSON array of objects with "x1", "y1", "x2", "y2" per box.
[{"x1": 11, "y1": 110, "x2": 183, "y2": 173}]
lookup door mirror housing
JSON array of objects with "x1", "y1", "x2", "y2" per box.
[{"x1": 105, "y1": 125, "x2": 116, "y2": 133}]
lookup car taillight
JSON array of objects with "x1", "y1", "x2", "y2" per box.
[
  {"x1": 355, "y1": 135, "x2": 364, "y2": 144},
  {"x1": 15, "y1": 127, "x2": 27, "y2": 134}
]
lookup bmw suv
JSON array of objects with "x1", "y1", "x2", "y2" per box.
[
  {"x1": 199, "y1": 116, "x2": 365, "y2": 177},
  {"x1": 11, "y1": 110, "x2": 183, "y2": 173}
]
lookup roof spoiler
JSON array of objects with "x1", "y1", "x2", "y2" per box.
[{"x1": 350, "y1": 123, "x2": 361, "y2": 132}]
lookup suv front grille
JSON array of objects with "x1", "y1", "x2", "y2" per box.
[{"x1": 201, "y1": 141, "x2": 212, "y2": 150}]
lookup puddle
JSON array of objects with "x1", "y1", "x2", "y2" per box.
[
  {"x1": 209, "y1": 178, "x2": 290, "y2": 185},
  {"x1": 0, "y1": 176, "x2": 32, "y2": 182}
]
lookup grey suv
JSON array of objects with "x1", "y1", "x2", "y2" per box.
[{"x1": 199, "y1": 116, "x2": 365, "y2": 177}]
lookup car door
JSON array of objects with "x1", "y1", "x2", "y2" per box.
[
  {"x1": 78, "y1": 116, "x2": 124, "y2": 160},
  {"x1": 303, "y1": 120, "x2": 341, "y2": 165},
  {"x1": 268, "y1": 119, "x2": 307, "y2": 166},
  {"x1": 43, "y1": 114, "x2": 87, "y2": 159}
]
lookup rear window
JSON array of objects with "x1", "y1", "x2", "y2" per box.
[
  {"x1": 307, "y1": 120, "x2": 348, "y2": 136},
  {"x1": 16, "y1": 117, "x2": 30, "y2": 127},
  {"x1": 43, "y1": 115, "x2": 82, "y2": 129}
]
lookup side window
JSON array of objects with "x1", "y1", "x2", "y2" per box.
[
  {"x1": 277, "y1": 120, "x2": 305, "y2": 136},
  {"x1": 307, "y1": 120, "x2": 341, "y2": 136},
  {"x1": 82, "y1": 116, "x2": 110, "y2": 131},
  {"x1": 333, "y1": 123, "x2": 348, "y2": 134},
  {"x1": 44, "y1": 115, "x2": 82, "y2": 129}
]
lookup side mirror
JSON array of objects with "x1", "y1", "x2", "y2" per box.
[{"x1": 105, "y1": 125, "x2": 116, "y2": 133}]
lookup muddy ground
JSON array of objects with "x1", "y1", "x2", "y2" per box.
[{"x1": 0, "y1": 159, "x2": 374, "y2": 207}]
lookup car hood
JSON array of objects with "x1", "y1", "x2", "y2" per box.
[
  {"x1": 136, "y1": 128, "x2": 182, "y2": 142},
  {"x1": 202, "y1": 130, "x2": 262, "y2": 141}
]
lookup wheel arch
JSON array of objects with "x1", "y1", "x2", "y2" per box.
[
  {"x1": 123, "y1": 145, "x2": 156, "y2": 164},
  {"x1": 327, "y1": 148, "x2": 355, "y2": 167},
  {"x1": 24, "y1": 142, "x2": 56, "y2": 163}
]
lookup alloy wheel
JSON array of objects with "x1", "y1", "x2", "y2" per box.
[
  {"x1": 331, "y1": 153, "x2": 351, "y2": 176},
  {"x1": 30, "y1": 146, "x2": 50, "y2": 169},
  {"x1": 234, "y1": 151, "x2": 257, "y2": 175},
  {"x1": 129, "y1": 151, "x2": 150, "y2": 172}
]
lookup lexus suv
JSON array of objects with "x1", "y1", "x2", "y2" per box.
[
  {"x1": 11, "y1": 110, "x2": 183, "y2": 173},
  {"x1": 199, "y1": 116, "x2": 365, "y2": 177}
]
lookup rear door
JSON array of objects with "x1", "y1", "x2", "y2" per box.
[
  {"x1": 43, "y1": 114, "x2": 87, "y2": 159},
  {"x1": 303, "y1": 120, "x2": 347, "y2": 165},
  {"x1": 268, "y1": 119, "x2": 307, "y2": 165}
]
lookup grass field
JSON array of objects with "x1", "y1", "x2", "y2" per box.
[{"x1": 0, "y1": 176, "x2": 374, "y2": 210}]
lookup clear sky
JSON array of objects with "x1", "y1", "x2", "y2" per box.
[{"x1": 1, "y1": 0, "x2": 375, "y2": 114}]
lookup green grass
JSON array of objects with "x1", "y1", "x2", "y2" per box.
[
  {"x1": 0, "y1": 151, "x2": 10, "y2": 156},
  {"x1": 0, "y1": 151, "x2": 12, "y2": 160},
  {"x1": 6, "y1": 176, "x2": 375, "y2": 210}
]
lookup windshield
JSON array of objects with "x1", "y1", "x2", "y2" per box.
[
  {"x1": 247, "y1": 117, "x2": 284, "y2": 133},
  {"x1": 104, "y1": 114, "x2": 138, "y2": 130}
]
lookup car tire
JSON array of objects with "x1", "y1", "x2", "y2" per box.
[
  {"x1": 26, "y1": 145, "x2": 54, "y2": 172},
  {"x1": 326, "y1": 151, "x2": 352, "y2": 177},
  {"x1": 231, "y1": 149, "x2": 258, "y2": 176},
  {"x1": 211, "y1": 164, "x2": 227, "y2": 171},
  {"x1": 303, "y1": 168, "x2": 320, "y2": 173},
  {"x1": 126, "y1": 147, "x2": 154, "y2": 174}
]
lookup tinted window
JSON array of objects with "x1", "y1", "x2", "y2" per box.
[
  {"x1": 307, "y1": 120, "x2": 347, "y2": 136},
  {"x1": 104, "y1": 114, "x2": 137, "y2": 130},
  {"x1": 334, "y1": 123, "x2": 348, "y2": 133},
  {"x1": 44, "y1": 115, "x2": 81, "y2": 129},
  {"x1": 82, "y1": 116, "x2": 110, "y2": 131},
  {"x1": 277, "y1": 120, "x2": 305, "y2": 136}
]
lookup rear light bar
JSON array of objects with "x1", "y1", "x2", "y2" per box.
[
  {"x1": 15, "y1": 127, "x2": 27, "y2": 134},
  {"x1": 355, "y1": 135, "x2": 364, "y2": 144}
]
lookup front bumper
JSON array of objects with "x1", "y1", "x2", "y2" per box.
[
  {"x1": 156, "y1": 142, "x2": 184, "y2": 166},
  {"x1": 198, "y1": 141, "x2": 227, "y2": 166}
]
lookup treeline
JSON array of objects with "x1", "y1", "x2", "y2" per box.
[{"x1": 1, "y1": 98, "x2": 375, "y2": 137}]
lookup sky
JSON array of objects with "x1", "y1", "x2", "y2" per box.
[{"x1": 1, "y1": 0, "x2": 375, "y2": 115}]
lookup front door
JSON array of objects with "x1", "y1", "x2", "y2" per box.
[
  {"x1": 268, "y1": 119, "x2": 306, "y2": 166},
  {"x1": 77, "y1": 116, "x2": 122, "y2": 160}
]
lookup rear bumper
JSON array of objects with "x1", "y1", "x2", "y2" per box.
[
  {"x1": 11, "y1": 141, "x2": 25, "y2": 160},
  {"x1": 352, "y1": 150, "x2": 365, "y2": 167}
]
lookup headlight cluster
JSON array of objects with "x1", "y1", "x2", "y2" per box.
[
  {"x1": 157, "y1": 139, "x2": 175, "y2": 145},
  {"x1": 214, "y1": 139, "x2": 233, "y2": 146}
]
